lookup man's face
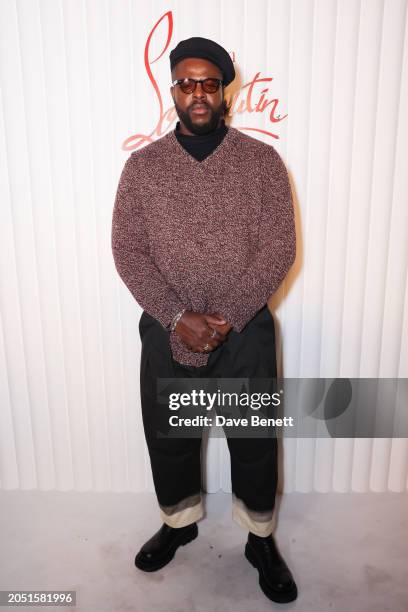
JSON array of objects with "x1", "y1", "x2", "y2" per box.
[{"x1": 170, "y1": 57, "x2": 225, "y2": 135}]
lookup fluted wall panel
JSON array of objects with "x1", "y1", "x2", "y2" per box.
[{"x1": 0, "y1": 0, "x2": 407, "y2": 493}]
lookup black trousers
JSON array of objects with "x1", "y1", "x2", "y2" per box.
[{"x1": 139, "y1": 305, "x2": 278, "y2": 536}]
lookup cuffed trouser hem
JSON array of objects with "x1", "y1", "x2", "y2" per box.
[
  {"x1": 159, "y1": 492, "x2": 204, "y2": 528},
  {"x1": 232, "y1": 493, "x2": 276, "y2": 537}
]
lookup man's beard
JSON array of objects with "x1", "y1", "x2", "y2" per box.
[{"x1": 174, "y1": 100, "x2": 224, "y2": 135}]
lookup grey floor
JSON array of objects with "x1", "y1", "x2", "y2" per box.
[{"x1": 0, "y1": 490, "x2": 407, "y2": 612}]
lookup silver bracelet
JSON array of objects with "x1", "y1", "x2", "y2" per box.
[{"x1": 169, "y1": 309, "x2": 186, "y2": 332}]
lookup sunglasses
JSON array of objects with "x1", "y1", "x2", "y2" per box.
[{"x1": 172, "y1": 77, "x2": 224, "y2": 94}]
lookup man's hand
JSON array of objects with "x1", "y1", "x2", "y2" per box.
[
  {"x1": 175, "y1": 311, "x2": 232, "y2": 353},
  {"x1": 205, "y1": 314, "x2": 232, "y2": 339}
]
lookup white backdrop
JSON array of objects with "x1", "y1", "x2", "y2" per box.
[{"x1": 0, "y1": 0, "x2": 407, "y2": 494}]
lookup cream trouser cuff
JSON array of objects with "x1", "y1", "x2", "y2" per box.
[{"x1": 159, "y1": 492, "x2": 276, "y2": 536}]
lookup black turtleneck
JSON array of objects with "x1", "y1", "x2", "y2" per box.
[{"x1": 174, "y1": 118, "x2": 228, "y2": 161}]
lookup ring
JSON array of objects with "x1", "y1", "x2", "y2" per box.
[
  {"x1": 203, "y1": 343, "x2": 210, "y2": 351},
  {"x1": 210, "y1": 329, "x2": 218, "y2": 339}
]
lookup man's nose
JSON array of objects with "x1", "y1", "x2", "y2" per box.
[{"x1": 192, "y1": 82, "x2": 206, "y2": 99}]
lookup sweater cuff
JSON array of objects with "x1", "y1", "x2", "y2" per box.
[{"x1": 218, "y1": 302, "x2": 249, "y2": 333}]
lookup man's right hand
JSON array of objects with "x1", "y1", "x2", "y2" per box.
[{"x1": 174, "y1": 311, "x2": 231, "y2": 353}]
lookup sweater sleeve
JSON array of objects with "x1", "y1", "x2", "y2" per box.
[
  {"x1": 111, "y1": 154, "x2": 187, "y2": 329},
  {"x1": 212, "y1": 145, "x2": 296, "y2": 332}
]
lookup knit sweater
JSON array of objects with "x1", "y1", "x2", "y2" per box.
[{"x1": 111, "y1": 126, "x2": 296, "y2": 366}]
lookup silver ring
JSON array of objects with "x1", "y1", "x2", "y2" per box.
[
  {"x1": 210, "y1": 329, "x2": 218, "y2": 339},
  {"x1": 203, "y1": 343, "x2": 210, "y2": 351}
]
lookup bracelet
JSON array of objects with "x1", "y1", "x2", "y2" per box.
[{"x1": 169, "y1": 309, "x2": 186, "y2": 332}]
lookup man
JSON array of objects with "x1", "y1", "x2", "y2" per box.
[{"x1": 111, "y1": 36, "x2": 297, "y2": 604}]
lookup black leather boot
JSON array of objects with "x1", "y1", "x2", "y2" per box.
[
  {"x1": 245, "y1": 532, "x2": 298, "y2": 603},
  {"x1": 134, "y1": 523, "x2": 198, "y2": 572}
]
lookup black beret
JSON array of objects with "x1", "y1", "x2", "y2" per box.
[{"x1": 170, "y1": 36, "x2": 235, "y2": 87}]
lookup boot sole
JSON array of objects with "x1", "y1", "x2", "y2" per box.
[
  {"x1": 135, "y1": 524, "x2": 198, "y2": 572},
  {"x1": 245, "y1": 543, "x2": 298, "y2": 603}
]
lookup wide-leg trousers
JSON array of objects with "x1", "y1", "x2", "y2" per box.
[{"x1": 139, "y1": 305, "x2": 278, "y2": 537}]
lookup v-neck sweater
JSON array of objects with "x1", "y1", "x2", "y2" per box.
[{"x1": 111, "y1": 126, "x2": 296, "y2": 366}]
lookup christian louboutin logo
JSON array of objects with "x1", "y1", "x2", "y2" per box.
[{"x1": 122, "y1": 10, "x2": 288, "y2": 151}]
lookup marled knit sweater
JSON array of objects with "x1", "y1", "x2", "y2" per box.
[{"x1": 111, "y1": 126, "x2": 296, "y2": 366}]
